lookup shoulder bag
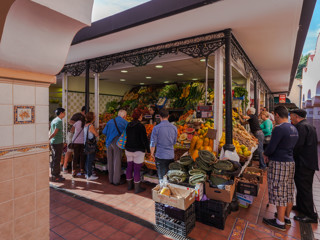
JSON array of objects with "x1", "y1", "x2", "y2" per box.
[
  {"x1": 84, "y1": 124, "x2": 97, "y2": 154},
  {"x1": 114, "y1": 118, "x2": 127, "y2": 149}
]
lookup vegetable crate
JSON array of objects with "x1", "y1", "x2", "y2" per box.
[
  {"x1": 155, "y1": 211, "x2": 195, "y2": 237},
  {"x1": 155, "y1": 202, "x2": 195, "y2": 222},
  {"x1": 237, "y1": 180, "x2": 259, "y2": 197},
  {"x1": 195, "y1": 199, "x2": 230, "y2": 230}
]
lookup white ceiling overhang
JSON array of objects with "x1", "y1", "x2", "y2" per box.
[
  {"x1": 65, "y1": 0, "x2": 310, "y2": 93},
  {"x1": 0, "y1": 0, "x2": 94, "y2": 75}
]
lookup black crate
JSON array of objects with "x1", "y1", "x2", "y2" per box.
[
  {"x1": 196, "y1": 200, "x2": 229, "y2": 217},
  {"x1": 155, "y1": 202, "x2": 195, "y2": 222},
  {"x1": 156, "y1": 213, "x2": 195, "y2": 237},
  {"x1": 237, "y1": 181, "x2": 259, "y2": 197},
  {"x1": 198, "y1": 209, "x2": 227, "y2": 230}
]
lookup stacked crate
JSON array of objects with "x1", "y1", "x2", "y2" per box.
[
  {"x1": 195, "y1": 199, "x2": 230, "y2": 230},
  {"x1": 155, "y1": 202, "x2": 195, "y2": 237}
]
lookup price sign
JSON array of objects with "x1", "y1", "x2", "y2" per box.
[
  {"x1": 196, "y1": 105, "x2": 214, "y2": 118},
  {"x1": 279, "y1": 94, "x2": 286, "y2": 103}
]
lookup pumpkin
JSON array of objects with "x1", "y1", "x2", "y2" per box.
[
  {"x1": 189, "y1": 136, "x2": 199, "y2": 153},
  {"x1": 195, "y1": 139, "x2": 203, "y2": 150},
  {"x1": 191, "y1": 150, "x2": 199, "y2": 160}
]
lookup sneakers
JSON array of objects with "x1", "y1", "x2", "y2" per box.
[
  {"x1": 263, "y1": 218, "x2": 286, "y2": 231},
  {"x1": 87, "y1": 175, "x2": 98, "y2": 181},
  {"x1": 274, "y1": 213, "x2": 291, "y2": 226}
]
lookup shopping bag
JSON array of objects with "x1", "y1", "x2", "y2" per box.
[{"x1": 116, "y1": 129, "x2": 127, "y2": 149}]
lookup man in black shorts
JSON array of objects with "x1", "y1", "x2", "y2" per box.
[{"x1": 263, "y1": 106, "x2": 299, "y2": 231}]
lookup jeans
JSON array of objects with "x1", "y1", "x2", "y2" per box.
[
  {"x1": 85, "y1": 152, "x2": 95, "y2": 177},
  {"x1": 254, "y1": 130, "x2": 266, "y2": 169},
  {"x1": 51, "y1": 143, "x2": 63, "y2": 177},
  {"x1": 155, "y1": 158, "x2": 174, "y2": 180}
]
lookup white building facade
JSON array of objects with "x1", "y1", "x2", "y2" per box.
[{"x1": 301, "y1": 33, "x2": 320, "y2": 141}]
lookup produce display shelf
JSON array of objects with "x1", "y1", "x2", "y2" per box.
[{"x1": 238, "y1": 145, "x2": 258, "y2": 177}]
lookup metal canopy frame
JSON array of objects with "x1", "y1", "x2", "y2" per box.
[
  {"x1": 61, "y1": 28, "x2": 271, "y2": 151},
  {"x1": 62, "y1": 29, "x2": 270, "y2": 93}
]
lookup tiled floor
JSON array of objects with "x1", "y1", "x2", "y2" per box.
[{"x1": 50, "y1": 161, "x2": 320, "y2": 240}]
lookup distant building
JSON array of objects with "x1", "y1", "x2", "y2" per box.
[{"x1": 301, "y1": 33, "x2": 320, "y2": 141}]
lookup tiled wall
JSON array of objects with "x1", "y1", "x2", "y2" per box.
[
  {"x1": 0, "y1": 78, "x2": 50, "y2": 240},
  {"x1": 67, "y1": 91, "x2": 122, "y2": 117}
]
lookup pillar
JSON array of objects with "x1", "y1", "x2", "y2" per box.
[
  {"x1": 0, "y1": 68, "x2": 54, "y2": 240},
  {"x1": 254, "y1": 80, "x2": 258, "y2": 115},
  {"x1": 214, "y1": 48, "x2": 224, "y2": 152},
  {"x1": 85, "y1": 60, "x2": 90, "y2": 113},
  {"x1": 94, "y1": 73, "x2": 100, "y2": 129},
  {"x1": 223, "y1": 29, "x2": 235, "y2": 151}
]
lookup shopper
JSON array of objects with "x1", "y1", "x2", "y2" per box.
[
  {"x1": 102, "y1": 110, "x2": 128, "y2": 185},
  {"x1": 49, "y1": 108, "x2": 66, "y2": 182},
  {"x1": 125, "y1": 108, "x2": 151, "y2": 193},
  {"x1": 241, "y1": 107, "x2": 266, "y2": 169},
  {"x1": 263, "y1": 106, "x2": 299, "y2": 231},
  {"x1": 150, "y1": 108, "x2": 177, "y2": 180},
  {"x1": 62, "y1": 106, "x2": 86, "y2": 173},
  {"x1": 71, "y1": 119, "x2": 85, "y2": 177},
  {"x1": 260, "y1": 111, "x2": 273, "y2": 150},
  {"x1": 290, "y1": 109, "x2": 319, "y2": 223},
  {"x1": 149, "y1": 105, "x2": 160, "y2": 125},
  {"x1": 84, "y1": 112, "x2": 99, "y2": 181}
]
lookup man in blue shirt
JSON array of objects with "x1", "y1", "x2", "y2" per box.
[
  {"x1": 263, "y1": 106, "x2": 299, "y2": 231},
  {"x1": 150, "y1": 108, "x2": 177, "y2": 179},
  {"x1": 102, "y1": 110, "x2": 127, "y2": 185}
]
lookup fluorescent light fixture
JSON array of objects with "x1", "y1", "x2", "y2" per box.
[
  {"x1": 121, "y1": 70, "x2": 128, "y2": 73},
  {"x1": 164, "y1": 81, "x2": 170, "y2": 84},
  {"x1": 177, "y1": 73, "x2": 184, "y2": 76},
  {"x1": 140, "y1": 83, "x2": 145, "y2": 85},
  {"x1": 192, "y1": 78, "x2": 198, "y2": 81},
  {"x1": 155, "y1": 65, "x2": 163, "y2": 69},
  {"x1": 200, "y1": 59, "x2": 206, "y2": 62},
  {"x1": 120, "y1": 79, "x2": 126, "y2": 82},
  {"x1": 146, "y1": 76, "x2": 152, "y2": 79}
]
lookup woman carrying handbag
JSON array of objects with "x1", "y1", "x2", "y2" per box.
[{"x1": 84, "y1": 112, "x2": 99, "y2": 181}]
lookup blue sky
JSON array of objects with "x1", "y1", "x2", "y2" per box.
[
  {"x1": 302, "y1": 0, "x2": 320, "y2": 55},
  {"x1": 92, "y1": 0, "x2": 150, "y2": 22},
  {"x1": 92, "y1": 0, "x2": 320, "y2": 56}
]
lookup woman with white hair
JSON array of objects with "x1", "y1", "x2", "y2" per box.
[
  {"x1": 241, "y1": 107, "x2": 266, "y2": 170},
  {"x1": 102, "y1": 109, "x2": 128, "y2": 185}
]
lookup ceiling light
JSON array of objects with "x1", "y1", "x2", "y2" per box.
[
  {"x1": 120, "y1": 79, "x2": 126, "y2": 82},
  {"x1": 146, "y1": 76, "x2": 152, "y2": 79},
  {"x1": 140, "y1": 83, "x2": 145, "y2": 85},
  {"x1": 200, "y1": 59, "x2": 206, "y2": 62},
  {"x1": 177, "y1": 73, "x2": 184, "y2": 76},
  {"x1": 164, "y1": 81, "x2": 170, "y2": 84},
  {"x1": 121, "y1": 70, "x2": 128, "y2": 73},
  {"x1": 192, "y1": 78, "x2": 198, "y2": 81},
  {"x1": 155, "y1": 65, "x2": 163, "y2": 69}
]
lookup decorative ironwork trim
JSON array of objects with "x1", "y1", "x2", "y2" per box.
[{"x1": 62, "y1": 31, "x2": 225, "y2": 75}]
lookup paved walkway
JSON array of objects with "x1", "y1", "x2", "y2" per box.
[{"x1": 50, "y1": 162, "x2": 320, "y2": 240}]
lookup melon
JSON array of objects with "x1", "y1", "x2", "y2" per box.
[
  {"x1": 179, "y1": 133, "x2": 188, "y2": 141},
  {"x1": 187, "y1": 134, "x2": 193, "y2": 141},
  {"x1": 185, "y1": 128, "x2": 195, "y2": 134}
]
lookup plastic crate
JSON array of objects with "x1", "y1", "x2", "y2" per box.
[
  {"x1": 200, "y1": 211, "x2": 227, "y2": 229},
  {"x1": 156, "y1": 213, "x2": 195, "y2": 237},
  {"x1": 155, "y1": 202, "x2": 195, "y2": 222},
  {"x1": 237, "y1": 181, "x2": 259, "y2": 197}
]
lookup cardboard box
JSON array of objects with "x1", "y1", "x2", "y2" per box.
[
  {"x1": 236, "y1": 193, "x2": 254, "y2": 204},
  {"x1": 238, "y1": 199, "x2": 250, "y2": 208},
  {"x1": 152, "y1": 183, "x2": 195, "y2": 210},
  {"x1": 243, "y1": 167, "x2": 263, "y2": 184},
  {"x1": 195, "y1": 183, "x2": 204, "y2": 201},
  {"x1": 205, "y1": 181, "x2": 235, "y2": 203}
]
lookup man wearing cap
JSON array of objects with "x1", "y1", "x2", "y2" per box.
[{"x1": 290, "y1": 109, "x2": 319, "y2": 223}]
